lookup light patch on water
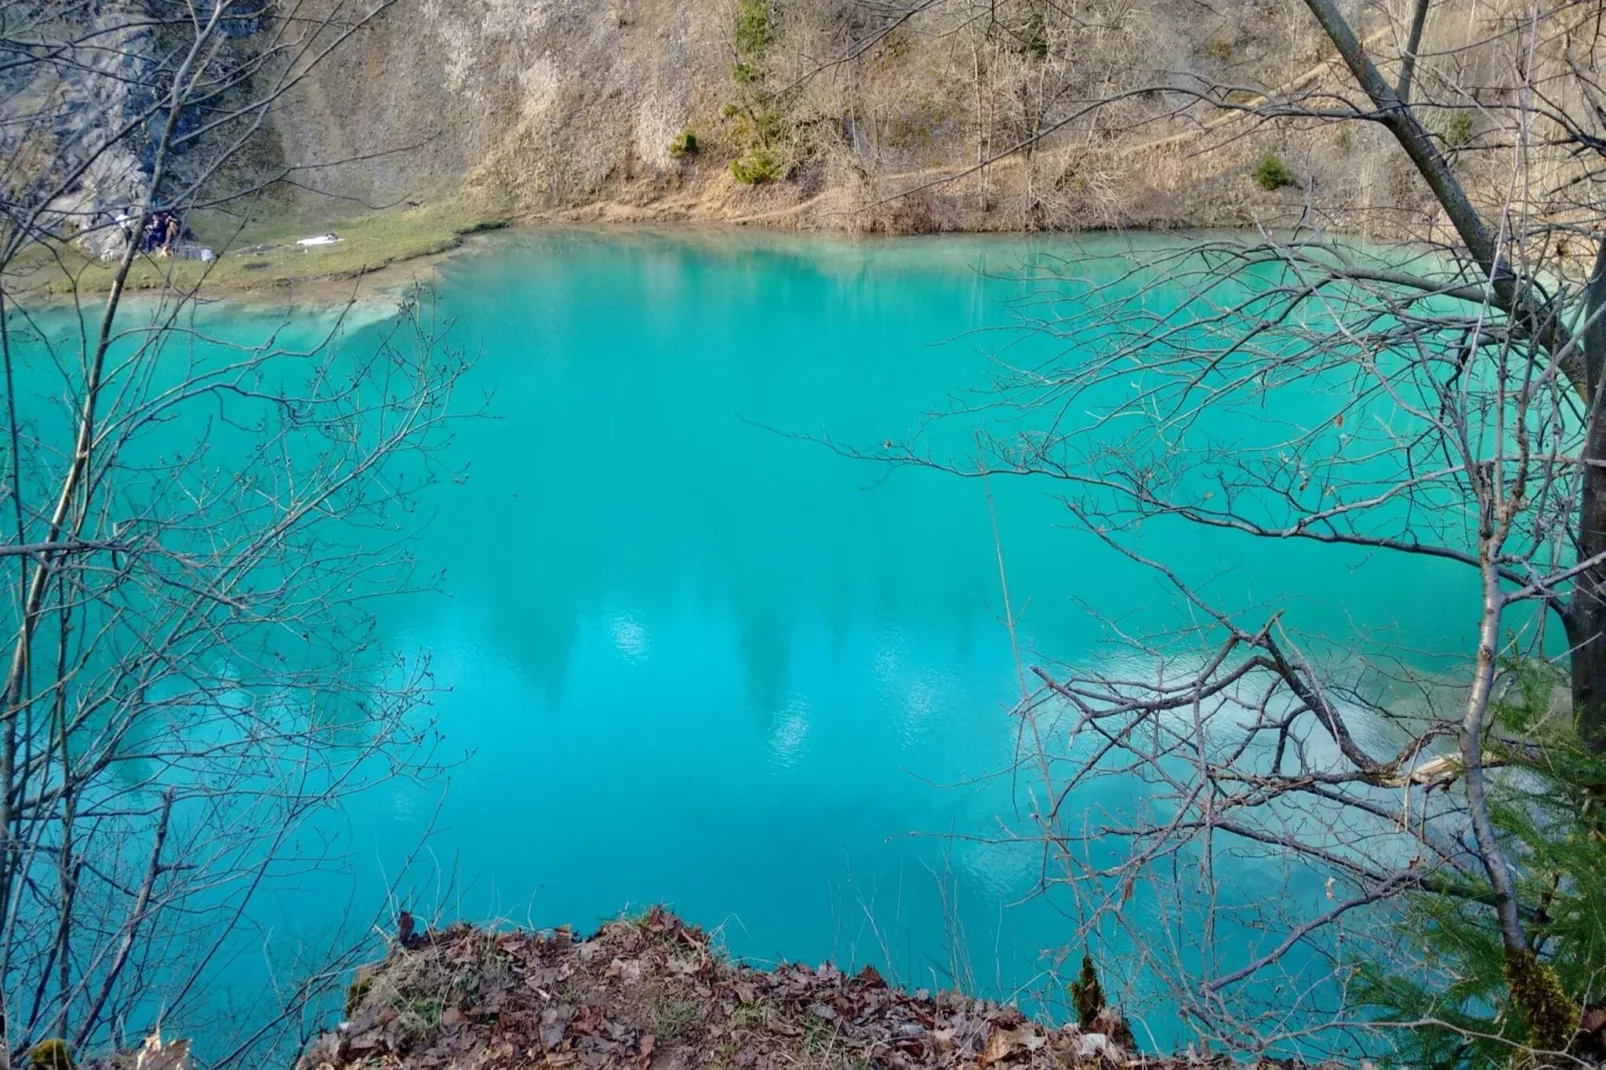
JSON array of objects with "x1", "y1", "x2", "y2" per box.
[
  {"x1": 1041, "y1": 647, "x2": 1474, "y2": 884},
  {"x1": 872, "y1": 633, "x2": 905, "y2": 684},
  {"x1": 956, "y1": 834, "x2": 1045, "y2": 901},
  {"x1": 610, "y1": 613, "x2": 650, "y2": 662},
  {"x1": 768, "y1": 699, "x2": 812, "y2": 769},
  {"x1": 899, "y1": 674, "x2": 939, "y2": 739}
]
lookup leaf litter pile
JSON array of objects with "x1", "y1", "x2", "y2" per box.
[{"x1": 299, "y1": 907, "x2": 1181, "y2": 1070}]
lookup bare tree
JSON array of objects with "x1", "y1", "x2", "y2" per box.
[
  {"x1": 0, "y1": 2, "x2": 466, "y2": 1065},
  {"x1": 862, "y1": 0, "x2": 1606, "y2": 1061}
]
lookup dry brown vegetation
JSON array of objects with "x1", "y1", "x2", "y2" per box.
[
  {"x1": 272, "y1": 0, "x2": 1593, "y2": 239},
  {"x1": 301, "y1": 908, "x2": 1207, "y2": 1070}
]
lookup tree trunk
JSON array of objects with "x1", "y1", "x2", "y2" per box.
[
  {"x1": 1566, "y1": 589, "x2": 1606, "y2": 752},
  {"x1": 1299, "y1": 0, "x2": 1606, "y2": 751},
  {"x1": 1570, "y1": 240, "x2": 1606, "y2": 753}
]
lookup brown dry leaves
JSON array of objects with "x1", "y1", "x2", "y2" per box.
[{"x1": 300, "y1": 907, "x2": 1139, "y2": 1070}]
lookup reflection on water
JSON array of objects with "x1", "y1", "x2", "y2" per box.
[
  {"x1": 325, "y1": 230, "x2": 1478, "y2": 1039},
  {"x1": 14, "y1": 229, "x2": 1482, "y2": 1047}
]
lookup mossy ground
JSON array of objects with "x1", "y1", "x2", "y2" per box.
[{"x1": 4, "y1": 200, "x2": 507, "y2": 301}]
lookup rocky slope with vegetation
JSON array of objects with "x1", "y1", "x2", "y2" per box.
[
  {"x1": 6, "y1": 0, "x2": 1560, "y2": 293},
  {"x1": 270, "y1": 0, "x2": 1494, "y2": 238}
]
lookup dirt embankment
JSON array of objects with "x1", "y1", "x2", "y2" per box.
[
  {"x1": 301, "y1": 908, "x2": 1263, "y2": 1070},
  {"x1": 271, "y1": 0, "x2": 1472, "y2": 243},
  {"x1": 25, "y1": 0, "x2": 1536, "y2": 298},
  {"x1": 17, "y1": 0, "x2": 1564, "y2": 299}
]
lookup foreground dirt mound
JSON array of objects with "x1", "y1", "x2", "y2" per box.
[{"x1": 300, "y1": 908, "x2": 1141, "y2": 1069}]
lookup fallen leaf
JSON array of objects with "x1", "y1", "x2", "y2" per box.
[
  {"x1": 526, "y1": 961, "x2": 573, "y2": 995},
  {"x1": 134, "y1": 1031, "x2": 192, "y2": 1070},
  {"x1": 540, "y1": 1006, "x2": 573, "y2": 1051},
  {"x1": 980, "y1": 1025, "x2": 1043, "y2": 1066},
  {"x1": 854, "y1": 964, "x2": 887, "y2": 988},
  {"x1": 441, "y1": 1006, "x2": 463, "y2": 1028},
  {"x1": 640, "y1": 1035, "x2": 656, "y2": 1057},
  {"x1": 1077, "y1": 1033, "x2": 1117, "y2": 1060},
  {"x1": 734, "y1": 983, "x2": 757, "y2": 1005},
  {"x1": 606, "y1": 957, "x2": 645, "y2": 985}
]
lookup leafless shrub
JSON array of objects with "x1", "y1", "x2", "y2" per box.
[
  {"x1": 853, "y1": 0, "x2": 1606, "y2": 1060},
  {"x1": 0, "y1": 2, "x2": 471, "y2": 1065}
]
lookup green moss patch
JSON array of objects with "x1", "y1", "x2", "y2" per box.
[{"x1": 5, "y1": 201, "x2": 508, "y2": 300}]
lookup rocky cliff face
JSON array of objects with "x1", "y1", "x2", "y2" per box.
[
  {"x1": 9, "y1": 0, "x2": 1522, "y2": 244},
  {"x1": 274, "y1": 0, "x2": 1452, "y2": 235},
  {"x1": 273, "y1": 0, "x2": 728, "y2": 215},
  {"x1": 6, "y1": 3, "x2": 224, "y2": 255}
]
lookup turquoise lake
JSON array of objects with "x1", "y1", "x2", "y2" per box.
[
  {"x1": 11, "y1": 229, "x2": 1481, "y2": 1049},
  {"x1": 327, "y1": 230, "x2": 1470, "y2": 1038}
]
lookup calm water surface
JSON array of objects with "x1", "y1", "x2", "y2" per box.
[
  {"x1": 325, "y1": 230, "x2": 1472, "y2": 1034},
  {"x1": 23, "y1": 229, "x2": 1481, "y2": 1046}
]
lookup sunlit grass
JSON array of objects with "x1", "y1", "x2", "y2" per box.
[{"x1": 4, "y1": 200, "x2": 507, "y2": 300}]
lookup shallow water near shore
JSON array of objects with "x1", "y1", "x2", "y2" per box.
[{"x1": 11, "y1": 227, "x2": 1479, "y2": 1051}]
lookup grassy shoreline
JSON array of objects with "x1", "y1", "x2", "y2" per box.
[{"x1": 3, "y1": 201, "x2": 508, "y2": 307}]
